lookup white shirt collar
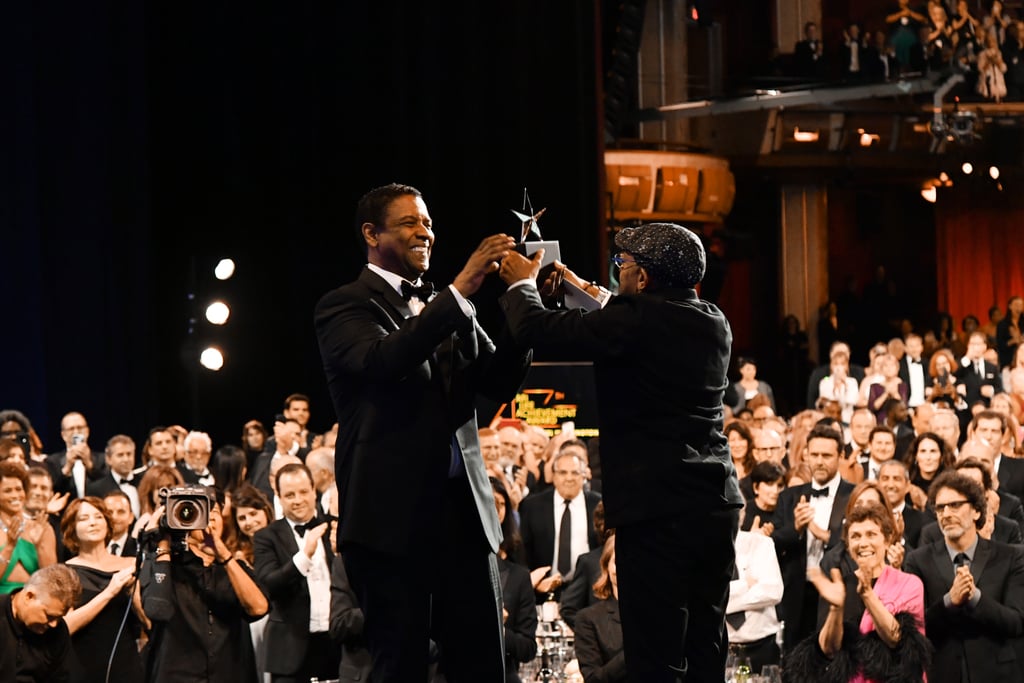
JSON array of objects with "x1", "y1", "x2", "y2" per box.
[{"x1": 368, "y1": 262, "x2": 421, "y2": 298}]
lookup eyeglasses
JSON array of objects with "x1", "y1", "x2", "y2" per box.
[
  {"x1": 934, "y1": 499, "x2": 971, "y2": 514},
  {"x1": 610, "y1": 254, "x2": 641, "y2": 272},
  {"x1": 553, "y1": 469, "x2": 583, "y2": 477}
]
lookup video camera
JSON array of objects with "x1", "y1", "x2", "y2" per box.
[{"x1": 158, "y1": 486, "x2": 213, "y2": 531}]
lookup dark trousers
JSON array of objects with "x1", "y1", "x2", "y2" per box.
[
  {"x1": 342, "y1": 476, "x2": 504, "y2": 683},
  {"x1": 271, "y1": 632, "x2": 339, "y2": 683},
  {"x1": 615, "y1": 508, "x2": 739, "y2": 683}
]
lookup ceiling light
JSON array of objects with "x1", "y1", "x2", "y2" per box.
[
  {"x1": 962, "y1": 162, "x2": 974, "y2": 175},
  {"x1": 989, "y1": 166, "x2": 1000, "y2": 180},
  {"x1": 921, "y1": 186, "x2": 937, "y2": 203},
  {"x1": 793, "y1": 127, "x2": 820, "y2": 142}
]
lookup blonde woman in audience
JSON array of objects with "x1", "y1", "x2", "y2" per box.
[
  {"x1": 858, "y1": 343, "x2": 891, "y2": 406},
  {"x1": 62, "y1": 496, "x2": 145, "y2": 682}
]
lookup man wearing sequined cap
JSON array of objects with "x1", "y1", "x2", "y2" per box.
[{"x1": 498, "y1": 222, "x2": 742, "y2": 683}]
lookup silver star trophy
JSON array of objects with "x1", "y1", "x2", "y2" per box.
[{"x1": 511, "y1": 188, "x2": 561, "y2": 291}]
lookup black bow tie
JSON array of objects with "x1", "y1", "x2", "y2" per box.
[
  {"x1": 401, "y1": 280, "x2": 434, "y2": 302},
  {"x1": 293, "y1": 515, "x2": 335, "y2": 537},
  {"x1": 910, "y1": 358, "x2": 921, "y2": 365},
  {"x1": 809, "y1": 486, "x2": 829, "y2": 498},
  {"x1": 115, "y1": 475, "x2": 134, "y2": 485}
]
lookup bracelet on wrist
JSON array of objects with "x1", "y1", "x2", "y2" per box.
[
  {"x1": 215, "y1": 556, "x2": 232, "y2": 565},
  {"x1": 154, "y1": 547, "x2": 171, "y2": 558}
]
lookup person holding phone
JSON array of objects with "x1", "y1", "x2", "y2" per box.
[
  {"x1": 45, "y1": 412, "x2": 108, "y2": 503},
  {"x1": 499, "y1": 223, "x2": 743, "y2": 683}
]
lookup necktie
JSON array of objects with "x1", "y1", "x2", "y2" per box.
[
  {"x1": 809, "y1": 486, "x2": 829, "y2": 498},
  {"x1": 109, "y1": 542, "x2": 119, "y2": 556},
  {"x1": 954, "y1": 552, "x2": 970, "y2": 569},
  {"x1": 557, "y1": 500, "x2": 572, "y2": 576},
  {"x1": 400, "y1": 280, "x2": 434, "y2": 302}
]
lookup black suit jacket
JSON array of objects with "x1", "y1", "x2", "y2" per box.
[
  {"x1": 573, "y1": 598, "x2": 627, "y2": 683},
  {"x1": 45, "y1": 449, "x2": 107, "y2": 501},
  {"x1": 498, "y1": 557, "x2": 538, "y2": 675},
  {"x1": 254, "y1": 517, "x2": 335, "y2": 675},
  {"x1": 518, "y1": 488, "x2": 602, "y2": 575},
  {"x1": 998, "y1": 456, "x2": 1024, "y2": 503},
  {"x1": 315, "y1": 268, "x2": 531, "y2": 557},
  {"x1": 771, "y1": 479, "x2": 854, "y2": 648},
  {"x1": 559, "y1": 546, "x2": 602, "y2": 629},
  {"x1": 955, "y1": 359, "x2": 1003, "y2": 408},
  {"x1": 901, "y1": 505, "x2": 927, "y2": 550},
  {"x1": 898, "y1": 354, "x2": 930, "y2": 405},
  {"x1": 904, "y1": 538, "x2": 1024, "y2": 683},
  {"x1": 500, "y1": 284, "x2": 744, "y2": 529}
]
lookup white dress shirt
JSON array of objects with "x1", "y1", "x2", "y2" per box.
[
  {"x1": 288, "y1": 519, "x2": 331, "y2": 634},
  {"x1": 727, "y1": 530, "x2": 784, "y2": 643},
  {"x1": 806, "y1": 474, "x2": 841, "y2": 571}
]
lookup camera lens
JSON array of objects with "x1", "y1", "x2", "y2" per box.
[{"x1": 172, "y1": 500, "x2": 200, "y2": 525}]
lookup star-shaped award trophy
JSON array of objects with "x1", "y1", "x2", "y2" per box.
[{"x1": 512, "y1": 189, "x2": 561, "y2": 305}]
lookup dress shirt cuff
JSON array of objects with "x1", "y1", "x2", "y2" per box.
[
  {"x1": 507, "y1": 278, "x2": 537, "y2": 291},
  {"x1": 292, "y1": 550, "x2": 312, "y2": 576},
  {"x1": 447, "y1": 284, "x2": 476, "y2": 318}
]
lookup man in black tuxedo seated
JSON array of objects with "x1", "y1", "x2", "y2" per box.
[
  {"x1": 519, "y1": 449, "x2": 603, "y2": 602},
  {"x1": 254, "y1": 463, "x2": 339, "y2": 682}
]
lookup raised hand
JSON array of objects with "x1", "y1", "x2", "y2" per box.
[{"x1": 454, "y1": 234, "x2": 518, "y2": 297}]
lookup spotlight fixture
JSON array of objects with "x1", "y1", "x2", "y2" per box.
[
  {"x1": 989, "y1": 166, "x2": 1000, "y2": 180},
  {"x1": 214, "y1": 259, "x2": 236, "y2": 281},
  {"x1": 962, "y1": 162, "x2": 974, "y2": 175},
  {"x1": 200, "y1": 346, "x2": 225, "y2": 371},
  {"x1": 205, "y1": 301, "x2": 230, "y2": 325},
  {"x1": 921, "y1": 185, "x2": 937, "y2": 203}
]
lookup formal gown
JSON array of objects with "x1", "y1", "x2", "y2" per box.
[{"x1": 69, "y1": 564, "x2": 145, "y2": 683}]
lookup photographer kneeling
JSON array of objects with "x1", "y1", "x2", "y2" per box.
[{"x1": 139, "y1": 485, "x2": 269, "y2": 682}]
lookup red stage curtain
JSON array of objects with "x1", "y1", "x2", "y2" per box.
[{"x1": 935, "y1": 188, "x2": 1024, "y2": 324}]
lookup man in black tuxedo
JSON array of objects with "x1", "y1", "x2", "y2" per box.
[
  {"x1": 904, "y1": 471, "x2": 1024, "y2": 683},
  {"x1": 898, "y1": 333, "x2": 929, "y2": 409},
  {"x1": 499, "y1": 222, "x2": 743, "y2": 683},
  {"x1": 45, "y1": 411, "x2": 107, "y2": 502},
  {"x1": 955, "y1": 331, "x2": 1003, "y2": 409},
  {"x1": 254, "y1": 463, "x2": 339, "y2": 682},
  {"x1": 100, "y1": 490, "x2": 138, "y2": 557},
  {"x1": 971, "y1": 409, "x2": 1024, "y2": 502},
  {"x1": 250, "y1": 416, "x2": 308, "y2": 505},
  {"x1": 86, "y1": 434, "x2": 141, "y2": 518},
  {"x1": 771, "y1": 423, "x2": 854, "y2": 653},
  {"x1": 314, "y1": 183, "x2": 532, "y2": 683},
  {"x1": 518, "y1": 449, "x2": 602, "y2": 599}
]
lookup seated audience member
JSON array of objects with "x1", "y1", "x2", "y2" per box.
[
  {"x1": 725, "y1": 420, "x2": 756, "y2": 483},
  {"x1": 0, "y1": 563, "x2": 82, "y2": 682},
  {"x1": 726, "y1": 508, "x2": 784, "y2": 675},
  {"x1": 742, "y1": 461, "x2": 786, "y2": 535},
  {"x1": 61, "y1": 496, "x2": 145, "y2": 682},
  {"x1": 904, "y1": 471, "x2": 1024, "y2": 682},
  {"x1": 1, "y1": 461, "x2": 58, "y2": 594},
  {"x1": 518, "y1": 448, "x2": 602, "y2": 600},
  {"x1": 787, "y1": 502, "x2": 932, "y2": 681},
  {"x1": 491, "y1": 477, "x2": 538, "y2": 681},
  {"x1": 140, "y1": 486, "x2": 268, "y2": 683},
  {"x1": 560, "y1": 501, "x2": 611, "y2": 629},
  {"x1": 572, "y1": 535, "x2": 626, "y2": 683}
]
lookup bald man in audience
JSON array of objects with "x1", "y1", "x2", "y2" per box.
[
  {"x1": 305, "y1": 446, "x2": 336, "y2": 516},
  {"x1": 930, "y1": 409, "x2": 962, "y2": 456}
]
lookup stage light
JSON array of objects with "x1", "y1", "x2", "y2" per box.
[
  {"x1": 214, "y1": 259, "x2": 236, "y2": 281},
  {"x1": 939, "y1": 172, "x2": 949, "y2": 183},
  {"x1": 200, "y1": 346, "x2": 225, "y2": 371},
  {"x1": 205, "y1": 301, "x2": 230, "y2": 325},
  {"x1": 921, "y1": 184, "x2": 937, "y2": 203},
  {"x1": 793, "y1": 127, "x2": 819, "y2": 142},
  {"x1": 962, "y1": 162, "x2": 973, "y2": 175},
  {"x1": 989, "y1": 166, "x2": 1000, "y2": 180}
]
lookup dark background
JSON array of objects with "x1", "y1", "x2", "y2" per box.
[{"x1": 3, "y1": 2, "x2": 605, "y2": 448}]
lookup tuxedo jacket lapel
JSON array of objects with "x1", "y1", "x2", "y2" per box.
[{"x1": 970, "y1": 538, "x2": 991, "y2": 580}]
